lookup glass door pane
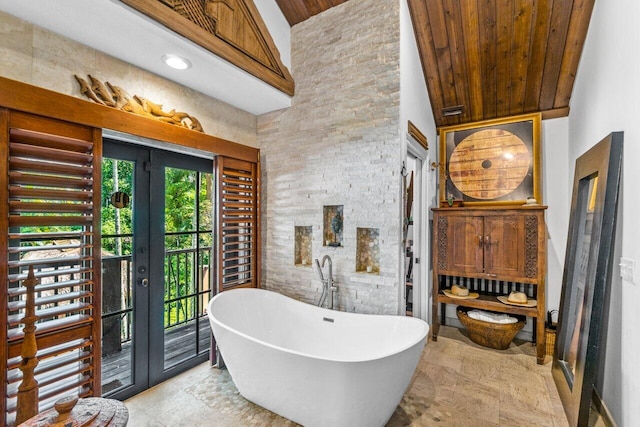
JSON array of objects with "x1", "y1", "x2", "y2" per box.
[
  {"x1": 100, "y1": 158, "x2": 135, "y2": 393},
  {"x1": 163, "y1": 167, "x2": 213, "y2": 370}
]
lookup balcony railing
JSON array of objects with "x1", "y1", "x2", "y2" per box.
[{"x1": 101, "y1": 244, "x2": 212, "y2": 352}]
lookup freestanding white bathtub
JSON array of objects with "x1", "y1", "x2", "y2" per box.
[{"x1": 207, "y1": 288, "x2": 429, "y2": 427}]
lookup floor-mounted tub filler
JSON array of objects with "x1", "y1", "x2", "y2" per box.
[{"x1": 208, "y1": 288, "x2": 429, "y2": 427}]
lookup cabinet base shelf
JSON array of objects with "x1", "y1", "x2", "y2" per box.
[{"x1": 436, "y1": 293, "x2": 538, "y2": 317}]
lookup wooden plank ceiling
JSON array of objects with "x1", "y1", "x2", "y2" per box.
[
  {"x1": 275, "y1": 0, "x2": 348, "y2": 26},
  {"x1": 276, "y1": 0, "x2": 595, "y2": 129}
]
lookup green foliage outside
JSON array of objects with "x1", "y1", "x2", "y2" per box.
[
  {"x1": 100, "y1": 159, "x2": 214, "y2": 329},
  {"x1": 163, "y1": 167, "x2": 213, "y2": 328}
]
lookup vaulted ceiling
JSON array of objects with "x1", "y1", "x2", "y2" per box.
[
  {"x1": 1, "y1": 1, "x2": 595, "y2": 127},
  {"x1": 276, "y1": 0, "x2": 596, "y2": 128}
]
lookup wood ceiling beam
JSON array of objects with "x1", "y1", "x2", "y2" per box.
[
  {"x1": 554, "y1": 0, "x2": 596, "y2": 108},
  {"x1": 495, "y1": 0, "x2": 514, "y2": 119},
  {"x1": 478, "y1": 0, "x2": 498, "y2": 121},
  {"x1": 426, "y1": 0, "x2": 460, "y2": 126},
  {"x1": 460, "y1": 0, "x2": 484, "y2": 123},
  {"x1": 509, "y1": 0, "x2": 535, "y2": 116},
  {"x1": 538, "y1": 0, "x2": 573, "y2": 111},
  {"x1": 408, "y1": 0, "x2": 448, "y2": 126},
  {"x1": 524, "y1": 0, "x2": 554, "y2": 112},
  {"x1": 443, "y1": 0, "x2": 471, "y2": 125}
]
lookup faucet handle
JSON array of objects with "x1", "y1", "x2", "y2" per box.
[{"x1": 315, "y1": 259, "x2": 325, "y2": 281}]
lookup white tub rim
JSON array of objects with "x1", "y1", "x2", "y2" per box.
[{"x1": 208, "y1": 288, "x2": 429, "y2": 364}]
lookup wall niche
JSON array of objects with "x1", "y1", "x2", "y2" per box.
[
  {"x1": 294, "y1": 226, "x2": 313, "y2": 266},
  {"x1": 323, "y1": 205, "x2": 343, "y2": 247},
  {"x1": 356, "y1": 227, "x2": 380, "y2": 274}
]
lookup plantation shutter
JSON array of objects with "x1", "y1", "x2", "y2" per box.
[
  {"x1": 215, "y1": 156, "x2": 259, "y2": 292},
  {"x1": 0, "y1": 110, "x2": 101, "y2": 426}
]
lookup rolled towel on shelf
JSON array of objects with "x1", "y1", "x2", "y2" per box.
[{"x1": 467, "y1": 309, "x2": 518, "y2": 324}]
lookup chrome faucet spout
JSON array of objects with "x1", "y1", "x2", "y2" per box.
[
  {"x1": 320, "y1": 255, "x2": 332, "y2": 281},
  {"x1": 315, "y1": 255, "x2": 337, "y2": 309}
]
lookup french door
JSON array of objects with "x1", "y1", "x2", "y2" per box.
[{"x1": 100, "y1": 139, "x2": 213, "y2": 400}]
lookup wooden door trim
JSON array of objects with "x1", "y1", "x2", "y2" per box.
[{"x1": 0, "y1": 77, "x2": 259, "y2": 163}]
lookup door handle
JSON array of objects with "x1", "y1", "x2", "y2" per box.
[
  {"x1": 140, "y1": 278, "x2": 149, "y2": 287},
  {"x1": 485, "y1": 236, "x2": 498, "y2": 246},
  {"x1": 478, "y1": 235, "x2": 483, "y2": 247}
]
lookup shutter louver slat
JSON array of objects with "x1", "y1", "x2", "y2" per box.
[
  {"x1": 7, "y1": 362, "x2": 93, "y2": 398},
  {"x1": 7, "y1": 290, "x2": 92, "y2": 310},
  {"x1": 7, "y1": 302, "x2": 92, "y2": 327},
  {"x1": 10, "y1": 157, "x2": 93, "y2": 177},
  {"x1": 9, "y1": 171, "x2": 93, "y2": 189},
  {"x1": 9, "y1": 243, "x2": 94, "y2": 254},
  {"x1": 7, "y1": 279, "x2": 93, "y2": 297},
  {"x1": 9, "y1": 231, "x2": 92, "y2": 240},
  {"x1": 7, "y1": 376, "x2": 93, "y2": 412},
  {"x1": 7, "y1": 315, "x2": 93, "y2": 342},
  {"x1": 8, "y1": 266, "x2": 93, "y2": 283},
  {"x1": 8, "y1": 337, "x2": 92, "y2": 365},
  {"x1": 7, "y1": 349, "x2": 92, "y2": 382},
  {"x1": 9, "y1": 215, "x2": 94, "y2": 227},
  {"x1": 9, "y1": 128, "x2": 94, "y2": 152},
  {"x1": 10, "y1": 142, "x2": 94, "y2": 165},
  {"x1": 9, "y1": 187, "x2": 94, "y2": 202},
  {"x1": 2, "y1": 112, "x2": 100, "y2": 425},
  {"x1": 216, "y1": 157, "x2": 258, "y2": 292},
  {"x1": 7, "y1": 255, "x2": 92, "y2": 268}
]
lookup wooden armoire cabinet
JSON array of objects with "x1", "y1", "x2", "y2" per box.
[{"x1": 432, "y1": 206, "x2": 547, "y2": 364}]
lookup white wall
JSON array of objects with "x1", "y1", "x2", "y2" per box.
[
  {"x1": 399, "y1": 0, "x2": 436, "y2": 141},
  {"x1": 400, "y1": 0, "x2": 437, "y2": 319},
  {"x1": 541, "y1": 118, "x2": 570, "y2": 313},
  {"x1": 568, "y1": 0, "x2": 640, "y2": 424},
  {"x1": 256, "y1": 1, "x2": 291, "y2": 68}
]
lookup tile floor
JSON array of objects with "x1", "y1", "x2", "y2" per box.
[{"x1": 125, "y1": 326, "x2": 572, "y2": 426}]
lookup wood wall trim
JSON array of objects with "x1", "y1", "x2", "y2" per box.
[
  {"x1": 0, "y1": 77, "x2": 259, "y2": 163},
  {"x1": 255, "y1": 154, "x2": 262, "y2": 288},
  {"x1": 90, "y1": 127, "x2": 102, "y2": 397},
  {"x1": 0, "y1": 107, "x2": 9, "y2": 424},
  {"x1": 541, "y1": 106, "x2": 570, "y2": 121},
  {"x1": 407, "y1": 120, "x2": 428, "y2": 150}
]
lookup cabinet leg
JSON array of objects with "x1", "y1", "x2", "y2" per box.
[
  {"x1": 536, "y1": 316, "x2": 546, "y2": 365},
  {"x1": 432, "y1": 322, "x2": 440, "y2": 341},
  {"x1": 431, "y1": 301, "x2": 440, "y2": 341}
]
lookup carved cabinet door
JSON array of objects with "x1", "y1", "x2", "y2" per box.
[
  {"x1": 434, "y1": 210, "x2": 541, "y2": 282},
  {"x1": 436, "y1": 215, "x2": 484, "y2": 276},
  {"x1": 483, "y1": 215, "x2": 526, "y2": 279}
]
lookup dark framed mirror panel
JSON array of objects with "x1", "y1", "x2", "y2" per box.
[{"x1": 552, "y1": 131, "x2": 623, "y2": 426}]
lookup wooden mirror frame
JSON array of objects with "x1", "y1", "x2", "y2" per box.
[{"x1": 552, "y1": 132, "x2": 623, "y2": 427}]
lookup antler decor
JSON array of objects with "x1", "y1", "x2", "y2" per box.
[{"x1": 74, "y1": 74, "x2": 204, "y2": 132}]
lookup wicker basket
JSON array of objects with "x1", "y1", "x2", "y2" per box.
[
  {"x1": 456, "y1": 307, "x2": 525, "y2": 350},
  {"x1": 545, "y1": 327, "x2": 557, "y2": 355}
]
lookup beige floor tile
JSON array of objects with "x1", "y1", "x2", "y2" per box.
[{"x1": 124, "y1": 325, "x2": 570, "y2": 426}]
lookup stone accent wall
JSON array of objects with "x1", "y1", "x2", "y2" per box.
[
  {"x1": 258, "y1": 0, "x2": 402, "y2": 314},
  {"x1": 0, "y1": 11, "x2": 256, "y2": 146}
]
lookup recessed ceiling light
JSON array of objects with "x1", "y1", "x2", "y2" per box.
[{"x1": 162, "y1": 54, "x2": 192, "y2": 70}]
